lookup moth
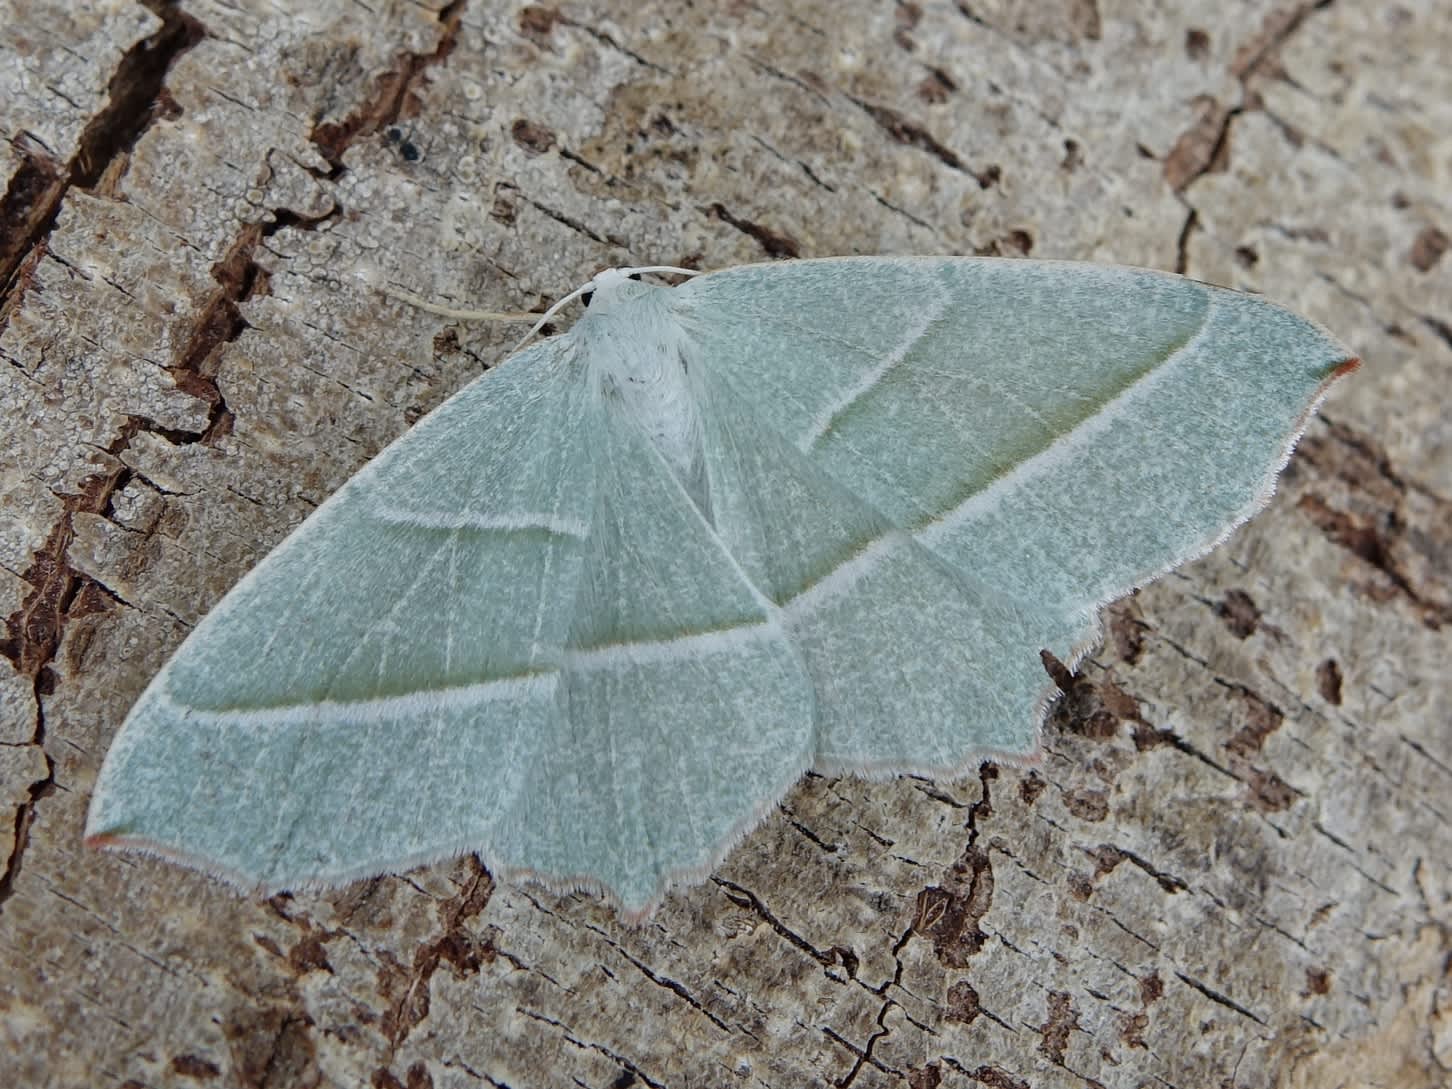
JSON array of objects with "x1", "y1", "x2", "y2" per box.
[{"x1": 87, "y1": 257, "x2": 1357, "y2": 916}]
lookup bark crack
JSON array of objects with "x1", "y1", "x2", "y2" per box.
[
  {"x1": 0, "y1": 5, "x2": 204, "y2": 319},
  {"x1": 377, "y1": 859, "x2": 494, "y2": 1051},
  {"x1": 910, "y1": 766, "x2": 998, "y2": 969},
  {"x1": 518, "y1": 1008, "x2": 665, "y2": 1089},
  {"x1": 848, "y1": 96, "x2": 997, "y2": 188},
  {"x1": 827, "y1": 996, "x2": 901, "y2": 1087},
  {"x1": 704, "y1": 202, "x2": 802, "y2": 259},
  {"x1": 941, "y1": 1056, "x2": 1031, "y2": 1089},
  {"x1": 555, "y1": 15, "x2": 673, "y2": 75},
  {"x1": 1173, "y1": 971, "x2": 1268, "y2": 1027},
  {"x1": 712, "y1": 875, "x2": 860, "y2": 982},
  {"x1": 0, "y1": 0, "x2": 420, "y2": 914},
  {"x1": 1167, "y1": 1, "x2": 1339, "y2": 272},
  {"x1": 310, "y1": 1, "x2": 468, "y2": 172},
  {"x1": 579, "y1": 918, "x2": 735, "y2": 1035}
]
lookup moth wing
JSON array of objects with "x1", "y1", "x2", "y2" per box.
[
  {"x1": 88, "y1": 339, "x2": 815, "y2": 912},
  {"x1": 86, "y1": 342, "x2": 598, "y2": 890},
  {"x1": 681, "y1": 257, "x2": 1355, "y2": 629},
  {"x1": 679, "y1": 257, "x2": 1355, "y2": 762}
]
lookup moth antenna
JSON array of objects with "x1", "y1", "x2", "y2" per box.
[
  {"x1": 507, "y1": 282, "x2": 595, "y2": 353},
  {"x1": 376, "y1": 283, "x2": 538, "y2": 323}
]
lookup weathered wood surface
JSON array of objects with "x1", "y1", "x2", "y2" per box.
[{"x1": 2, "y1": 2, "x2": 1449, "y2": 1087}]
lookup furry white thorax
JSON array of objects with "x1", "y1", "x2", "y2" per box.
[{"x1": 573, "y1": 271, "x2": 708, "y2": 510}]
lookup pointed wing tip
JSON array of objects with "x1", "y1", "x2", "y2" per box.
[
  {"x1": 83, "y1": 805, "x2": 135, "y2": 851},
  {"x1": 84, "y1": 826, "x2": 182, "y2": 862},
  {"x1": 1299, "y1": 354, "x2": 1360, "y2": 430},
  {"x1": 83, "y1": 825, "x2": 276, "y2": 896}
]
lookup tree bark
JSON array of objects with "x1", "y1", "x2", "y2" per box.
[{"x1": 2, "y1": 2, "x2": 1448, "y2": 1087}]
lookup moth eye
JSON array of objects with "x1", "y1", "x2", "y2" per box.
[{"x1": 581, "y1": 290, "x2": 594, "y2": 308}]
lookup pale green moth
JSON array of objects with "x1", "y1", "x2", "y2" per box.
[{"x1": 86, "y1": 257, "x2": 1358, "y2": 917}]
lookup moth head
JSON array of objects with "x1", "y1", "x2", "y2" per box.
[{"x1": 584, "y1": 268, "x2": 654, "y2": 314}]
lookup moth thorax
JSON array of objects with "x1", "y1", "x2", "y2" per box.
[{"x1": 595, "y1": 318, "x2": 708, "y2": 510}]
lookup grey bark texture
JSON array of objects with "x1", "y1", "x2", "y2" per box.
[{"x1": 2, "y1": 2, "x2": 1449, "y2": 1087}]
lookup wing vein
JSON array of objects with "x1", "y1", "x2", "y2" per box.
[
  {"x1": 917, "y1": 293, "x2": 1221, "y2": 546},
  {"x1": 801, "y1": 284, "x2": 950, "y2": 448}
]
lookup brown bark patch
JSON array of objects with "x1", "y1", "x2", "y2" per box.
[
  {"x1": 288, "y1": 935, "x2": 333, "y2": 975},
  {"x1": 1120, "y1": 1011, "x2": 1149, "y2": 1049},
  {"x1": 512, "y1": 119, "x2": 557, "y2": 155},
  {"x1": 1164, "y1": 96, "x2": 1231, "y2": 191},
  {"x1": 1295, "y1": 419, "x2": 1451, "y2": 628},
  {"x1": 378, "y1": 861, "x2": 494, "y2": 1047},
  {"x1": 518, "y1": 5, "x2": 562, "y2": 39},
  {"x1": 945, "y1": 980, "x2": 982, "y2": 1025},
  {"x1": 1216, "y1": 589, "x2": 1262, "y2": 639},
  {"x1": 1224, "y1": 689, "x2": 1285, "y2": 757},
  {"x1": 223, "y1": 1005, "x2": 319, "y2": 1089},
  {"x1": 1304, "y1": 967, "x2": 1332, "y2": 995},
  {"x1": 1245, "y1": 767, "x2": 1299, "y2": 812},
  {"x1": 372, "y1": 1063, "x2": 433, "y2": 1089},
  {"x1": 1108, "y1": 605, "x2": 1147, "y2": 664},
  {"x1": 917, "y1": 68, "x2": 957, "y2": 103},
  {"x1": 914, "y1": 844, "x2": 994, "y2": 968},
  {"x1": 1065, "y1": 789, "x2": 1110, "y2": 822},
  {"x1": 1316, "y1": 659, "x2": 1344, "y2": 705},
  {"x1": 1042, "y1": 661, "x2": 1126, "y2": 742},
  {"x1": 1019, "y1": 774, "x2": 1047, "y2": 806},
  {"x1": 1038, "y1": 990, "x2": 1080, "y2": 1064},
  {"x1": 1140, "y1": 972, "x2": 1164, "y2": 1005},
  {"x1": 171, "y1": 1054, "x2": 222, "y2": 1079},
  {"x1": 1408, "y1": 225, "x2": 1448, "y2": 271},
  {"x1": 966, "y1": 1068, "x2": 1028, "y2": 1089}
]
